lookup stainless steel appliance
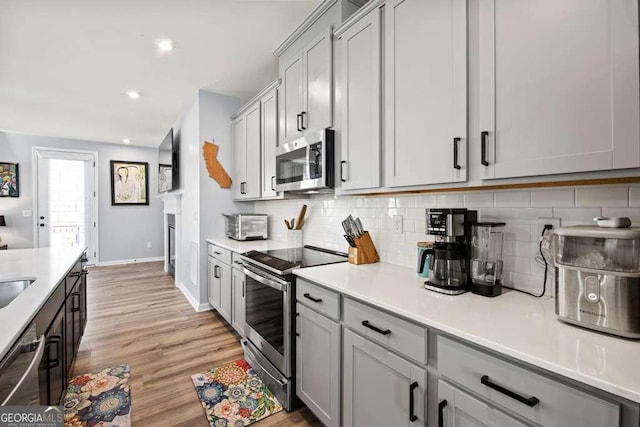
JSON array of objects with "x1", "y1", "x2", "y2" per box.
[
  {"x1": 239, "y1": 246, "x2": 347, "y2": 410},
  {"x1": 223, "y1": 213, "x2": 268, "y2": 241},
  {"x1": 552, "y1": 225, "x2": 640, "y2": 338},
  {"x1": 424, "y1": 209, "x2": 477, "y2": 295},
  {"x1": 0, "y1": 322, "x2": 45, "y2": 405},
  {"x1": 275, "y1": 129, "x2": 334, "y2": 192},
  {"x1": 471, "y1": 222, "x2": 506, "y2": 297}
]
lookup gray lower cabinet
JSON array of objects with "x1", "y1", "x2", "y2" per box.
[
  {"x1": 218, "y1": 263, "x2": 232, "y2": 323},
  {"x1": 296, "y1": 303, "x2": 341, "y2": 427},
  {"x1": 438, "y1": 380, "x2": 527, "y2": 427},
  {"x1": 231, "y1": 268, "x2": 246, "y2": 336},
  {"x1": 207, "y1": 257, "x2": 220, "y2": 310},
  {"x1": 343, "y1": 328, "x2": 426, "y2": 427}
]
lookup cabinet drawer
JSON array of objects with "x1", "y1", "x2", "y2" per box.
[
  {"x1": 437, "y1": 336, "x2": 620, "y2": 427},
  {"x1": 296, "y1": 279, "x2": 340, "y2": 321},
  {"x1": 208, "y1": 244, "x2": 232, "y2": 265},
  {"x1": 231, "y1": 252, "x2": 244, "y2": 270},
  {"x1": 343, "y1": 297, "x2": 426, "y2": 364}
]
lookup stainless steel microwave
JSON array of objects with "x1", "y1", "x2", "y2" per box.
[{"x1": 275, "y1": 128, "x2": 334, "y2": 192}]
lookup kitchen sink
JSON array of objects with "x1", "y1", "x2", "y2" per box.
[{"x1": 0, "y1": 279, "x2": 36, "y2": 309}]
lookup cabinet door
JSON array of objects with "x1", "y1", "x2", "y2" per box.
[
  {"x1": 343, "y1": 329, "x2": 426, "y2": 427},
  {"x1": 281, "y1": 53, "x2": 304, "y2": 142},
  {"x1": 261, "y1": 88, "x2": 279, "y2": 198},
  {"x1": 207, "y1": 258, "x2": 220, "y2": 310},
  {"x1": 218, "y1": 263, "x2": 232, "y2": 323},
  {"x1": 438, "y1": 380, "x2": 527, "y2": 427},
  {"x1": 385, "y1": 0, "x2": 467, "y2": 187},
  {"x1": 244, "y1": 103, "x2": 262, "y2": 199},
  {"x1": 232, "y1": 116, "x2": 246, "y2": 199},
  {"x1": 80, "y1": 268, "x2": 87, "y2": 334},
  {"x1": 43, "y1": 308, "x2": 65, "y2": 405},
  {"x1": 296, "y1": 303, "x2": 341, "y2": 427},
  {"x1": 302, "y1": 29, "x2": 333, "y2": 133},
  {"x1": 479, "y1": 0, "x2": 640, "y2": 179},
  {"x1": 64, "y1": 289, "x2": 75, "y2": 375},
  {"x1": 340, "y1": 7, "x2": 381, "y2": 190},
  {"x1": 232, "y1": 268, "x2": 246, "y2": 336}
]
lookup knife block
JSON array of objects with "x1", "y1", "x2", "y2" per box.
[{"x1": 348, "y1": 231, "x2": 380, "y2": 265}]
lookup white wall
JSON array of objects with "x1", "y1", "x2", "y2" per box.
[
  {"x1": 0, "y1": 131, "x2": 163, "y2": 262},
  {"x1": 255, "y1": 184, "x2": 640, "y2": 297}
]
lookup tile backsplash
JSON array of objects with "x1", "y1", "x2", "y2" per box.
[{"x1": 255, "y1": 185, "x2": 640, "y2": 296}]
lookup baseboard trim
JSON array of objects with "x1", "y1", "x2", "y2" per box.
[
  {"x1": 97, "y1": 256, "x2": 163, "y2": 266},
  {"x1": 177, "y1": 282, "x2": 213, "y2": 312}
]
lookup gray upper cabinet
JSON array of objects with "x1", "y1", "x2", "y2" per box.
[
  {"x1": 280, "y1": 29, "x2": 333, "y2": 144},
  {"x1": 438, "y1": 380, "x2": 528, "y2": 427},
  {"x1": 296, "y1": 303, "x2": 341, "y2": 427},
  {"x1": 232, "y1": 102, "x2": 261, "y2": 200},
  {"x1": 478, "y1": 0, "x2": 640, "y2": 179},
  {"x1": 343, "y1": 328, "x2": 426, "y2": 427},
  {"x1": 337, "y1": 5, "x2": 382, "y2": 191},
  {"x1": 385, "y1": 0, "x2": 468, "y2": 188},
  {"x1": 261, "y1": 87, "x2": 279, "y2": 198}
]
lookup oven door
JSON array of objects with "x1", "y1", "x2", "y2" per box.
[{"x1": 243, "y1": 263, "x2": 291, "y2": 377}]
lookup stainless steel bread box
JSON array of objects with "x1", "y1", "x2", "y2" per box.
[
  {"x1": 223, "y1": 214, "x2": 268, "y2": 241},
  {"x1": 552, "y1": 226, "x2": 640, "y2": 338}
]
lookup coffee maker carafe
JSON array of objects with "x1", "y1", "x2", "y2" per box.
[{"x1": 424, "y1": 209, "x2": 477, "y2": 295}]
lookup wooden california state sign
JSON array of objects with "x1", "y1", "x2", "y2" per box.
[{"x1": 202, "y1": 140, "x2": 232, "y2": 189}]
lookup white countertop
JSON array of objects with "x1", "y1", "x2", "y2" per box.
[
  {"x1": 206, "y1": 237, "x2": 293, "y2": 253},
  {"x1": 294, "y1": 262, "x2": 640, "y2": 404},
  {"x1": 0, "y1": 247, "x2": 85, "y2": 359}
]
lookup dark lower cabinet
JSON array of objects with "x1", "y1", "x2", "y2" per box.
[
  {"x1": 39, "y1": 308, "x2": 65, "y2": 405},
  {"x1": 64, "y1": 278, "x2": 82, "y2": 375}
]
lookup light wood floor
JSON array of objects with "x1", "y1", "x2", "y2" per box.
[{"x1": 73, "y1": 261, "x2": 320, "y2": 427}]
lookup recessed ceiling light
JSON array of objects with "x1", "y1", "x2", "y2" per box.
[
  {"x1": 126, "y1": 91, "x2": 140, "y2": 100},
  {"x1": 122, "y1": 138, "x2": 131, "y2": 144},
  {"x1": 155, "y1": 38, "x2": 174, "y2": 53}
]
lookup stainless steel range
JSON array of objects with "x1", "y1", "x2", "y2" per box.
[{"x1": 239, "y1": 245, "x2": 347, "y2": 411}]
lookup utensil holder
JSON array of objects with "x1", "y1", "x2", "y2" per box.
[
  {"x1": 348, "y1": 231, "x2": 380, "y2": 265},
  {"x1": 287, "y1": 229, "x2": 303, "y2": 247}
]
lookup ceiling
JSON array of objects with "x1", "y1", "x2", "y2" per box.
[{"x1": 0, "y1": 0, "x2": 320, "y2": 147}]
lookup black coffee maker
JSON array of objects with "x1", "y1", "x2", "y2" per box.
[{"x1": 422, "y1": 208, "x2": 477, "y2": 295}]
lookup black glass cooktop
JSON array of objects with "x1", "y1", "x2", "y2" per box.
[{"x1": 242, "y1": 245, "x2": 348, "y2": 275}]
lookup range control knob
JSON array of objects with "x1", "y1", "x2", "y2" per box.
[{"x1": 584, "y1": 276, "x2": 600, "y2": 303}]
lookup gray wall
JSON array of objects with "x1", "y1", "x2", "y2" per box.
[{"x1": 0, "y1": 131, "x2": 163, "y2": 262}]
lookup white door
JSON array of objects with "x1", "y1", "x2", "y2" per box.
[
  {"x1": 281, "y1": 53, "x2": 304, "y2": 143},
  {"x1": 35, "y1": 149, "x2": 97, "y2": 264},
  {"x1": 261, "y1": 88, "x2": 279, "y2": 198},
  {"x1": 479, "y1": 0, "x2": 640, "y2": 179},
  {"x1": 343, "y1": 329, "x2": 426, "y2": 427},
  {"x1": 302, "y1": 29, "x2": 333, "y2": 132},
  {"x1": 438, "y1": 380, "x2": 527, "y2": 427},
  {"x1": 232, "y1": 116, "x2": 245, "y2": 200},
  {"x1": 244, "y1": 103, "x2": 261, "y2": 199},
  {"x1": 340, "y1": 7, "x2": 381, "y2": 190}
]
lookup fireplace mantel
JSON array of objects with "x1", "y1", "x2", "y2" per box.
[{"x1": 157, "y1": 191, "x2": 182, "y2": 215}]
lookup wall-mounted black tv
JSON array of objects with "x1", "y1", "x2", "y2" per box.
[{"x1": 158, "y1": 128, "x2": 180, "y2": 193}]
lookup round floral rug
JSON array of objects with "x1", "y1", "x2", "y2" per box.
[
  {"x1": 63, "y1": 364, "x2": 131, "y2": 427},
  {"x1": 191, "y1": 359, "x2": 283, "y2": 427}
]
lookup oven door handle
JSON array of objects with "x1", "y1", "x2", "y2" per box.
[
  {"x1": 243, "y1": 266, "x2": 286, "y2": 292},
  {"x1": 240, "y1": 340, "x2": 288, "y2": 388}
]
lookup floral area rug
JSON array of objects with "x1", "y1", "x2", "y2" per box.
[
  {"x1": 62, "y1": 364, "x2": 131, "y2": 427},
  {"x1": 192, "y1": 359, "x2": 283, "y2": 427}
]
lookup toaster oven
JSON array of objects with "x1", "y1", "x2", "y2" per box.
[
  {"x1": 223, "y1": 214, "x2": 268, "y2": 241},
  {"x1": 552, "y1": 225, "x2": 640, "y2": 338}
]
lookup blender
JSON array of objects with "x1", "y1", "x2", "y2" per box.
[{"x1": 470, "y1": 222, "x2": 505, "y2": 297}]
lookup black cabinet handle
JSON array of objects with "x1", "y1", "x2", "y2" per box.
[
  {"x1": 297, "y1": 114, "x2": 302, "y2": 132},
  {"x1": 47, "y1": 336, "x2": 62, "y2": 368},
  {"x1": 240, "y1": 182, "x2": 246, "y2": 194},
  {"x1": 453, "y1": 137, "x2": 461, "y2": 170},
  {"x1": 409, "y1": 381, "x2": 418, "y2": 422},
  {"x1": 438, "y1": 400, "x2": 448, "y2": 427},
  {"x1": 69, "y1": 271, "x2": 81, "y2": 278},
  {"x1": 340, "y1": 160, "x2": 347, "y2": 182},
  {"x1": 362, "y1": 320, "x2": 391, "y2": 336},
  {"x1": 81, "y1": 257, "x2": 89, "y2": 263},
  {"x1": 72, "y1": 292, "x2": 81, "y2": 312},
  {"x1": 40, "y1": 223, "x2": 45, "y2": 227},
  {"x1": 303, "y1": 293, "x2": 322, "y2": 303},
  {"x1": 242, "y1": 280, "x2": 245, "y2": 298},
  {"x1": 481, "y1": 131, "x2": 489, "y2": 166},
  {"x1": 271, "y1": 176, "x2": 276, "y2": 191},
  {"x1": 214, "y1": 265, "x2": 220, "y2": 279},
  {"x1": 481, "y1": 375, "x2": 540, "y2": 407},
  {"x1": 301, "y1": 112, "x2": 307, "y2": 130}
]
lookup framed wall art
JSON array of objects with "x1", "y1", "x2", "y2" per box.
[
  {"x1": 0, "y1": 163, "x2": 19, "y2": 197},
  {"x1": 110, "y1": 160, "x2": 149, "y2": 206}
]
